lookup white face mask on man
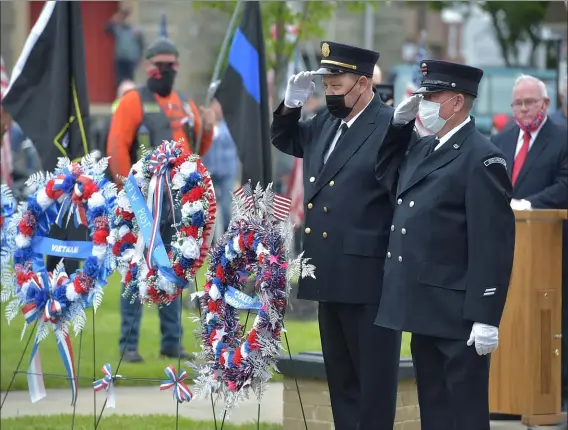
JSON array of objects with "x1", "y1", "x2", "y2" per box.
[{"x1": 418, "y1": 96, "x2": 457, "y2": 134}]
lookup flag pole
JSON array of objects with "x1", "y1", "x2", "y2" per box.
[{"x1": 195, "y1": 0, "x2": 244, "y2": 155}]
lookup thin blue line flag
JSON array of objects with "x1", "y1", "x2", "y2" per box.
[{"x1": 215, "y1": 1, "x2": 272, "y2": 187}]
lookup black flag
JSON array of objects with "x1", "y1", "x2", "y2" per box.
[
  {"x1": 215, "y1": 1, "x2": 272, "y2": 187},
  {"x1": 2, "y1": 1, "x2": 90, "y2": 172}
]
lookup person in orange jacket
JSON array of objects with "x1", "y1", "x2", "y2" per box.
[
  {"x1": 107, "y1": 37, "x2": 214, "y2": 184},
  {"x1": 107, "y1": 37, "x2": 215, "y2": 363}
]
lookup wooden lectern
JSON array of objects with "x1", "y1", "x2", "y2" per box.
[{"x1": 490, "y1": 209, "x2": 567, "y2": 427}]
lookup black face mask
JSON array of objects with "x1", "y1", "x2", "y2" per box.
[
  {"x1": 147, "y1": 67, "x2": 177, "y2": 97},
  {"x1": 325, "y1": 78, "x2": 363, "y2": 119}
]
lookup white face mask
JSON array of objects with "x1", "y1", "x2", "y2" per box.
[{"x1": 418, "y1": 96, "x2": 456, "y2": 134}]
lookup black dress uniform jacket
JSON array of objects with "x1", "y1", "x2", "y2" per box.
[
  {"x1": 271, "y1": 95, "x2": 395, "y2": 305},
  {"x1": 375, "y1": 118, "x2": 516, "y2": 340},
  {"x1": 271, "y1": 95, "x2": 402, "y2": 430}
]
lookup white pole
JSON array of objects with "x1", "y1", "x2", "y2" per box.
[{"x1": 364, "y1": 4, "x2": 374, "y2": 50}]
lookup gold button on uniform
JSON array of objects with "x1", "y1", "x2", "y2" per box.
[
  {"x1": 305, "y1": 227, "x2": 311, "y2": 234},
  {"x1": 329, "y1": 180, "x2": 335, "y2": 187},
  {"x1": 322, "y1": 232, "x2": 328, "y2": 239},
  {"x1": 307, "y1": 203, "x2": 313, "y2": 209},
  {"x1": 323, "y1": 207, "x2": 328, "y2": 212},
  {"x1": 310, "y1": 177, "x2": 315, "y2": 183}
]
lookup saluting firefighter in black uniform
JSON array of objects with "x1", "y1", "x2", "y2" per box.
[
  {"x1": 271, "y1": 42, "x2": 401, "y2": 430},
  {"x1": 375, "y1": 60, "x2": 516, "y2": 430}
]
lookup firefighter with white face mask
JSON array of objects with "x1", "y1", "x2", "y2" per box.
[{"x1": 375, "y1": 60, "x2": 516, "y2": 430}]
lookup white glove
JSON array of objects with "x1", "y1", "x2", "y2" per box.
[
  {"x1": 393, "y1": 94, "x2": 422, "y2": 125},
  {"x1": 467, "y1": 322, "x2": 499, "y2": 355},
  {"x1": 284, "y1": 71, "x2": 316, "y2": 108},
  {"x1": 510, "y1": 199, "x2": 532, "y2": 210}
]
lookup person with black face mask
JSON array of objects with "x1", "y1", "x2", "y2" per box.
[
  {"x1": 107, "y1": 37, "x2": 216, "y2": 364},
  {"x1": 270, "y1": 41, "x2": 402, "y2": 430}
]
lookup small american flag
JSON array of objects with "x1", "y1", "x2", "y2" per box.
[
  {"x1": 233, "y1": 182, "x2": 255, "y2": 210},
  {"x1": 288, "y1": 157, "x2": 304, "y2": 228},
  {"x1": 1, "y1": 55, "x2": 13, "y2": 187},
  {"x1": 272, "y1": 193, "x2": 292, "y2": 222}
]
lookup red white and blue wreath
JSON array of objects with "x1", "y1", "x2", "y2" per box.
[
  {"x1": 1, "y1": 184, "x2": 17, "y2": 299},
  {"x1": 3, "y1": 154, "x2": 117, "y2": 405},
  {"x1": 189, "y1": 182, "x2": 316, "y2": 410},
  {"x1": 110, "y1": 139, "x2": 216, "y2": 306}
]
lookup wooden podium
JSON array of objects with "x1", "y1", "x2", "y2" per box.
[{"x1": 489, "y1": 209, "x2": 567, "y2": 427}]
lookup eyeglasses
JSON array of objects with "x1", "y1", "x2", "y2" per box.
[{"x1": 511, "y1": 98, "x2": 543, "y2": 109}]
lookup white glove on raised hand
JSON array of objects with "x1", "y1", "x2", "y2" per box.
[
  {"x1": 467, "y1": 322, "x2": 499, "y2": 355},
  {"x1": 393, "y1": 94, "x2": 422, "y2": 125},
  {"x1": 284, "y1": 71, "x2": 316, "y2": 108}
]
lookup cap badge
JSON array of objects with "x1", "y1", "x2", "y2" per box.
[
  {"x1": 421, "y1": 62, "x2": 428, "y2": 76},
  {"x1": 322, "y1": 43, "x2": 330, "y2": 58}
]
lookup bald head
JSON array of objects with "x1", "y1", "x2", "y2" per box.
[
  {"x1": 372, "y1": 65, "x2": 382, "y2": 87},
  {"x1": 117, "y1": 80, "x2": 136, "y2": 98}
]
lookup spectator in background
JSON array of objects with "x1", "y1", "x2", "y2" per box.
[
  {"x1": 105, "y1": 7, "x2": 144, "y2": 88},
  {"x1": 201, "y1": 98, "x2": 239, "y2": 233},
  {"x1": 9, "y1": 122, "x2": 41, "y2": 200},
  {"x1": 550, "y1": 77, "x2": 567, "y2": 127},
  {"x1": 491, "y1": 74, "x2": 567, "y2": 211},
  {"x1": 107, "y1": 37, "x2": 215, "y2": 363}
]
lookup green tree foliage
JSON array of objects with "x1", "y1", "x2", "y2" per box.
[
  {"x1": 408, "y1": 1, "x2": 550, "y2": 67},
  {"x1": 481, "y1": 1, "x2": 549, "y2": 67}
]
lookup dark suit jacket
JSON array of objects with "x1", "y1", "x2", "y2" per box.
[
  {"x1": 491, "y1": 118, "x2": 568, "y2": 209},
  {"x1": 375, "y1": 119, "x2": 516, "y2": 340},
  {"x1": 270, "y1": 95, "x2": 395, "y2": 304}
]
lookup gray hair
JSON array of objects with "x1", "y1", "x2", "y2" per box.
[{"x1": 513, "y1": 74, "x2": 549, "y2": 98}]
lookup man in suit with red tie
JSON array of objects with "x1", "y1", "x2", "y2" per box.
[{"x1": 491, "y1": 74, "x2": 568, "y2": 412}]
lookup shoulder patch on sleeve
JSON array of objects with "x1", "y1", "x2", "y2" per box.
[{"x1": 483, "y1": 157, "x2": 506, "y2": 168}]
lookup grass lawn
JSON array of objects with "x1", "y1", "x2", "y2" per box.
[
  {"x1": 0, "y1": 414, "x2": 283, "y2": 430},
  {"x1": 1, "y1": 267, "x2": 411, "y2": 392}
]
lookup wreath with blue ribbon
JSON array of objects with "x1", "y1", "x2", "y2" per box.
[
  {"x1": 3, "y1": 154, "x2": 117, "y2": 405},
  {"x1": 191, "y1": 182, "x2": 316, "y2": 410},
  {"x1": 110, "y1": 140, "x2": 216, "y2": 306}
]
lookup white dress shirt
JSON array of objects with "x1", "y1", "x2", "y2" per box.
[
  {"x1": 514, "y1": 116, "x2": 546, "y2": 157},
  {"x1": 323, "y1": 95, "x2": 375, "y2": 164},
  {"x1": 434, "y1": 116, "x2": 471, "y2": 151}
]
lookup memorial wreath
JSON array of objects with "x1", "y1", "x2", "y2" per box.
[
  {"x1": 191, "y1": 182, "x2": 316, "y2": 410},
  {"x1": 110, "y1": 139, "x2": 216, "y2": 306},
  {"x1": 3, "y1": 154, "x2": 117, "y2": 405}
]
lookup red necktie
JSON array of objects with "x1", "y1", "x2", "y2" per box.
[{"x1": 511, "y1": 131, "x2": 531, "y2": 185}]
